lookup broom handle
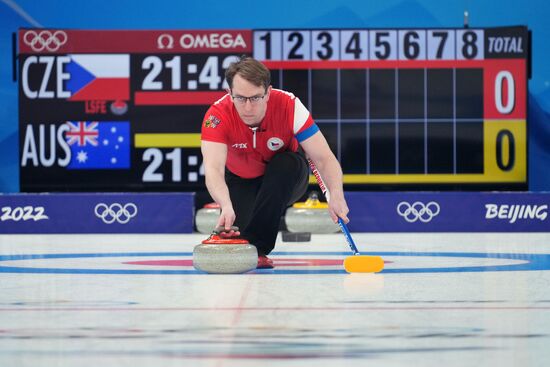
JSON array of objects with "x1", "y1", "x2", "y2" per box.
[{"x1": 307, "y1": 158, "x2": 360, "y2": 255}]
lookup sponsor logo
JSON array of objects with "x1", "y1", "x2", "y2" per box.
[
  {"x1": 83, "y1": 100, "x2": 129, "y2": 115},
  {"x1": 94, "y1": 203, "x2": 138, "y2": 224},
  {"x1": 85, "y1": 100, "x2": 107, "y2": 114},
  {"x1": 307, "y1": 159, "x2": 327, "y2": 196},
  {"x1": 397, "y1": 201, "x2": 440, "y2": 223},
  {"x1": 23, "y1": 30, "x2": 67, "y2": 52},
  {"x1": 232, "y1": 143, "x2": 247, "y2": 149},
  {"x1": 1, "y1": 206, "x2": 49, "y2": 222},
  {"x1": 485, "y1": 204, "x2": 548, "y2": 223},
  {"x1": 157, "y1": 33, "x2": 247, "y2": 50},
  {"x1": 267, "y1": 137, "x2": 284, "y2": 151},
  {"x1": 203, "y1": 115, "x2": 221, "y2": 129},
  {"x1": 110, "y1": 100, "x2": 128, "y2": 115}
]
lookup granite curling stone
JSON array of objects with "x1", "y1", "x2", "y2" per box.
[
  {"x1": 195, "y1": 202, "x2": 221, "y2": 234},
  {"x1": 285, "y1": 192, "x2": 340, "y2": 234},
  {"x1": 281, "y1": 231, "x2": 311, "y2": 242},
  {"x1": 193, "y1": 229, "x2": 258, "y2": 274}
]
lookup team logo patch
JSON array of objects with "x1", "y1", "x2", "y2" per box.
[
  {"x1": 267, "y1": 137, "x2": 284, "y2": 151},
  {"x1": 203, "y1": 115, "x2": 221, "y2": 128}
]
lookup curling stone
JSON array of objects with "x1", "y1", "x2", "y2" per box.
[
  {"x1": 281, "y1": 231, "x2": 311, "y2": 242},
  {"x1": 195, "y1": 202, "x2": 221, "y2": 234},
  {"x1": 285, "y1": 192, "x2": 340, "y2": 234},
  {"x1": 193, "y1": 228, "x2": 258, "y2": 274}
]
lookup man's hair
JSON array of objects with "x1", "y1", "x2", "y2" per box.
[{"x1": 225, "y1": 56, "x2": 271, "y2": 91}]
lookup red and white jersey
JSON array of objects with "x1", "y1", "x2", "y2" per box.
[{"x1": 201, "y1": 89, "x2": 319, "y2": 178}]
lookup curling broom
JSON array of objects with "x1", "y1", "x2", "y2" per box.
[{"x1": 308, "y1": 158, "x2": 384, "y2": 273}]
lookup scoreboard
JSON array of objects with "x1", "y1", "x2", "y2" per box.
[{"x1": 17, "y1": 27, "x2": 529, "y2": 192}]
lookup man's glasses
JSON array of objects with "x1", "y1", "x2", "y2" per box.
[{"x1": 231, "y1": 94, "x2": 266, "y2": 105}]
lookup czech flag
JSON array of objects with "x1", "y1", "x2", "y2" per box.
[{"x1": 66, "y1": 54, "x2": 129, "y2": 101}]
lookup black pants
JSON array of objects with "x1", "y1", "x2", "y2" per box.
[{"x1": 225, "y1": 151, "x2": 309, "y2": 255}]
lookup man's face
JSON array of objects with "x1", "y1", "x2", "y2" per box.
[{"x1": 230, "y1": 74, "x2": 271, "y2": 127}]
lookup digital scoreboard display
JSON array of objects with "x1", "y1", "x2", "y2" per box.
[{"x1": 18, "y1": 27, "x2": 529, "y2": 192}]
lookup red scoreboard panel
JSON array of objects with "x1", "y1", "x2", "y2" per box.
[{"x1": 18, "y1": 27, "x2": 529, "y2": 192}]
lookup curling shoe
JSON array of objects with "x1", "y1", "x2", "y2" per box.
[{"x1": 257, "y1": 254, "x2": 274, "y2": 269}]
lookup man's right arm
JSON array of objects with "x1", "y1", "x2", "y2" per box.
[{"x1": 201, "y1": 140, "x2": 236, "y2": 230}]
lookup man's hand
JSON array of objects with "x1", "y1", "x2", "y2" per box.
[
  {"x1": 216, "y1": 205, "x2": 240, "y2": 237},
  {"x1": 327, "y1": 192, "x2": 349, "y2": 224}
]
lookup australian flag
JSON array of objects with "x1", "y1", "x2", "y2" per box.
[{"x1": 65, "y1": 121, "x2": 130, "y2": 169}]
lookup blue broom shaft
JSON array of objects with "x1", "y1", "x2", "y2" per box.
[{"x1": 338, "y1": 218, "x2": 360, "y2": 255}]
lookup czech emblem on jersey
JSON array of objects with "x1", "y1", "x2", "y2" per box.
[
  {"x1": 203, "y1": 115, "x2": 221, "y2": 129},
  {"x1": 267, "y1": 137, "x2": 284, "y2": 151}
]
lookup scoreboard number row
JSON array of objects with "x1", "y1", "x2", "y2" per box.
[{"x1": 254, "y1": 29, "x2": 484, "y2": 61}]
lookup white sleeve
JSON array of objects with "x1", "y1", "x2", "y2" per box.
[{"x1": 293, "y1": 98, "x2": 311, "y2": 134}]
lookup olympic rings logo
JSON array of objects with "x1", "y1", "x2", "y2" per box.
[
  {"x1": 23, "y1": 30, "x2": 68, "y2": 52},
  {"x1": 397, "y1": 201, "x2": 440, "y2": 223},
  {"x1": 94, "y1": 203, "x2": 138, "y2": 224}
]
